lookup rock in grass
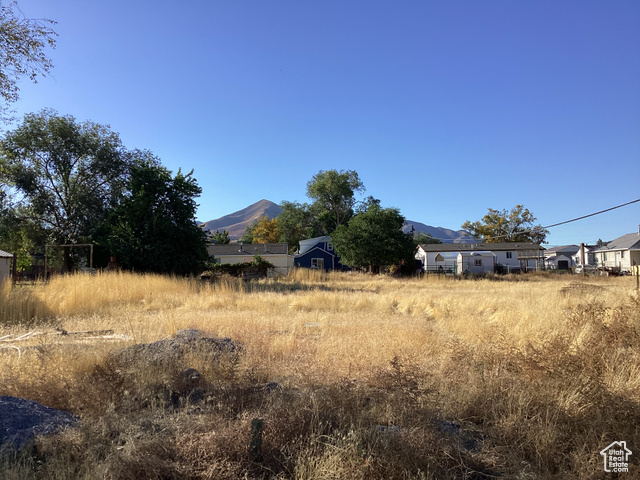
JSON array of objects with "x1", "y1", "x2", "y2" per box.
[
  {"x1": 108, "y1": 329, "x2": 241, "y2": 368},
  {"x1": 434, "y1": 419, "x2": 482, "y2": 452},
  {"x1": 0, "y1": 396, "x2": 78, "y2": 455}
]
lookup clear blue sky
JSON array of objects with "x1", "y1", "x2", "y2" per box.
[{"x1": 9, "y1": 0, "x2": 640, "y2": 246}]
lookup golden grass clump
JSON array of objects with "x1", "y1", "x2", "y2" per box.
[{"x1": 1, "y1": 272, "x2": 638, "y2": 478}]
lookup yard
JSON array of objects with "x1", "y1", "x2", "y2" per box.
[{"x1": 0, "y1": 271, "x2": 638, "y2": 479}]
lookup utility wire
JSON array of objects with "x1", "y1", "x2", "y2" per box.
[
  {"x1": 458, "y1": 198, "x2": 640, "y2": 243},
  {"x1": 540, "y1": 198, "x2": 640, "y2": 229}
]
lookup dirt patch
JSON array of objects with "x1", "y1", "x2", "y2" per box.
[{"x1": 559, "y1": 282, "x2": 606, "y2": 296}]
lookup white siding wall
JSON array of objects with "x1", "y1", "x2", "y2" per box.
[
  {"x1": 493, "y1": 251, "x2": 520, "y2": 268},
  {"x1": 416, "y1": 248, "x2": 536, "y2": 270},
  {"x1": 456, "y1": 253, "x2": 495, "y2": 274},
  {"x1": 596, "y1": 250, "x2": 636, "y2": 271},
  {"x1": 0, "y1": 258, "x2": 11, "y2": 282}
]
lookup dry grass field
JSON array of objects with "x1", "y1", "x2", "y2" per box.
[{"x1": 0, "y1": 271, "x2": 638, "y2": 479}]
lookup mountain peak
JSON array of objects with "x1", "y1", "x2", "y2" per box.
[
  {"x1": 200, "y1": 200, "x2": 476, "y2": 243},
  {"x1": 200, "y1": 200, "x2": 282, "y2": 240}
]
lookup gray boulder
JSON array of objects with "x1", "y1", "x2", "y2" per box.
[
  {"x1": 0, "y1": 396, "x2": 78, "y2": 455},
  {"x1": 108, "y1": 329, "x2": 241, "y2": 369}
]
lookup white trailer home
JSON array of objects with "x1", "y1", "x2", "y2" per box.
[{"x1": 416, "y1": 242, "x2": 544, "y2": 274}]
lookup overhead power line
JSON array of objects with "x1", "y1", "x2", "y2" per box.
[
  {"x1": 466, "y1": 198, "x2": 640, "y2": 243},
  {"x1": 540, "y1": 198, "x2": 640, "y2": 229}
]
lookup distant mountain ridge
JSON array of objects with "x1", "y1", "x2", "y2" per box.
[
  {"x1": 402, "y1": 221, "x2": 478, "y2": 244},
  {"x1": 201, "y1": 199, "x2": 476, "y2": 243},
  {"x1": 200, "y1": 199, "x2": 283, "y2": 240}
]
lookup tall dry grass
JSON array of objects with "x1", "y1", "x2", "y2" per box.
[{"x1": 1, "y1": 271, "x2": 638, "y2": 478}]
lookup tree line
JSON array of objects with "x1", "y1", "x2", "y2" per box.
[
  {"x1": 215, "y1": 166, "x2": 549, "y2": 274},
  {"x1": 0, "y1": 110, "x2": 209, "y2": 275},
  {"x1": 0, "y1": 117, "x2": 547, "y2": 277},
  {"x1": 0, "y1": 1, "x2": 548, "y2": 276}
]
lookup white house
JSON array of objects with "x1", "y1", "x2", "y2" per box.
[
  {"x1": 572, "y1": 244, "x2": 599, "y2": 267},
  {"x1": 0, "y1": 249, "x2": 12, "y2": 283},
  {"x1": 544, "y1": 245, "x2": 578, "y2": 270},
  {"x1": 592, "y1": 232, "x2": 640, "y2": 272},
  {"x1": 545, "y1": 254, "x2": 573, "y2": 270},
  {"x1": 416, "y1": 242, "x2": 544, "y2": 274},
  {"x1": 457, "y1": 251, "x2": 496, "y2": 274},
  {"x1": 207, "y1": 243, "x2": 294, "y2": 276}
]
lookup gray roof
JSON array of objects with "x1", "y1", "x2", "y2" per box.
[
  {"x1": 418, "y1": 242, "x2": 543, "y2": 252},
  {"x1": 544, "y1": 245, "x2": 580, "y2": 255},
  {"x1": 0, "y1": 249, "x2": 12, "y2": 258},
  {"x1": 299, "y1": 235, "x2": 332, "y2": 255},
  {"x1": 208, "y1": 243, "x2": 290, "y2": 256},
  {"x1": 593, "y1": 233, "x2": 640, "y2": 252}
]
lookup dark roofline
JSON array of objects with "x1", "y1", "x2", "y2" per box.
[
  {"x1": 545, "y1": 244, "x2": 579, "y2": 252},
  {"x1": 207, "y1": 243, "x2": 290, "y2": 256},
  {"x1": 418, "y1": 242, "x2": 544, "y2": 252},
  {"x1": 294, "y1": 246, "x2": 337, "y2": 259}
]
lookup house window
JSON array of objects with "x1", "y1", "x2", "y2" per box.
[
  {"x1": 311, "y1": 258, "x2": 325, "y2": 270},
  {"x1": 621, "y1": 251, "x2": 625, "y2": 259},
  {"x1": 506, "y1": 252, "x2": 513, "y2": 259},
  {"x1": 474, "y1": 259, "x2": 482, "y2": 266},
  {"x1": 327, "y1": 242, "x2": 333, "y2": 251}
]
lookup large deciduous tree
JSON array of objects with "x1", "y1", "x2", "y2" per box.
[
  {"x1": 461, "y1": 205, "x2": 548, "y2": 243},
  {"x1": 276, "y1": 201, "x2": 322, "y2": 252},
  {"x1": 413, "y1": 231, "x2": 442, "y2": 247},
  {"x1": 0, "y1": 1, "x2": 56, "y2": 119},
  {"x1": 103, "y1": 152, "x2": 209, "y2": 275},
  {"x1": 0, "y1": 110, "x2": 130, "y2": 246},
  {"x1": 252, "y1": 215, "x2": 280, "y2": 244},
  {"x1": 332, "y1": 202, "x2": 414, "y2": 274},
  {"x1": 306, "y1": 169, "x2": 365, "y2": 234}
]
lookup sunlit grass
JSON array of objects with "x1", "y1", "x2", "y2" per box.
[{"x1": 0, "y1": 271, "x2": 638, "y2": 478}]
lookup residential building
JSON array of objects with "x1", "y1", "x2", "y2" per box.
[
  {"x1": 544, "y1": 245, "x2": 579, "y2": 270},
  {"x1": 592, "y1": 232, "x2": 640, "y2": 272},
  {"x1": 416, "y1": 242, "x2": 544, "y2": 274},
  {"x1": 0, "y1": 249, "x2": 12, "y2": 283},
  {"x1": 294, "y1": 236, "x2": 346, "y2": 271},
  {"x1": 573, "y1": 244, "x2": 599, "y2": 267},
  {"x1": 207, "y1": 243, "x2": 294, "y2": 276}
]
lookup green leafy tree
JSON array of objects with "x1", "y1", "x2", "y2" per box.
[
  {"x1": 211, "y1": 229, "x2": 230, "y2": 245},
  {"x1": 307, "y1": 169, "x2": 365, "y2": 234},
  {"x1": 238, "y1": 221, "x2": 256, "y2": 244},
  {"x1": 332, "y1": 203, "x2": 414, "y2": 274},
  {"x1": 0, "y1": 110, "x2": 130, "y2": 269},
  {"x1": 103, "y1": 152, "x2": 209, "y2": 275},
  {"x1": 0, "y1": 1, "x2": 57, "y2": 119},
  {"x1": 413, "y1": 231, "x2": 442, "y2": 246},
  {"x1": 461, "y1": 205, "x2": 548, "y2": 244},
  {"x1": 276, "y1": 201, "x2": 322, "y2": 252},
  {"x1": 0, "y1": 216, "x2": 34, "y2": 271}
]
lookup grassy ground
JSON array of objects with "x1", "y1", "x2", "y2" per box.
[{"x1": 0, "y1": 271, "x2": 638, "y2": 479}]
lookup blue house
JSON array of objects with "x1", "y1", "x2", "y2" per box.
[{"x1": 294, "y1": 236, "x2": 346, "y2": 271}]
